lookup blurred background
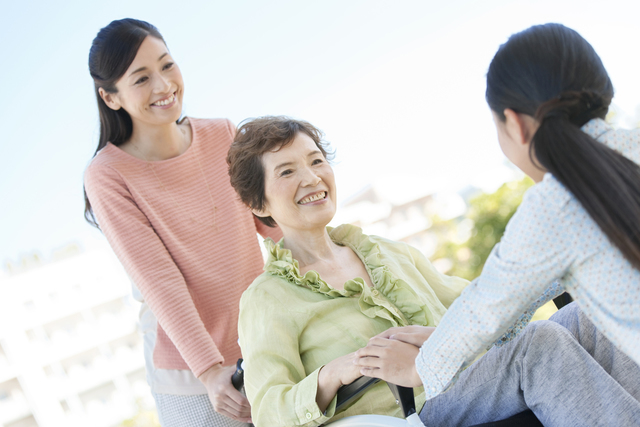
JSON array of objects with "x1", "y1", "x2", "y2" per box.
[{"x1": 1, "y1": 0, "x2": 639, "y2": 426}]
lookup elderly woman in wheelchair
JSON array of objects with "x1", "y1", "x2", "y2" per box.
[{"x1": 227, "y1": 116, "x2": 640, "y2": 427}]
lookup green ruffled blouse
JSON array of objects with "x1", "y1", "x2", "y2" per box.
[{"x1": 238, "y1": 224, "x2": 469, "y2": 427}]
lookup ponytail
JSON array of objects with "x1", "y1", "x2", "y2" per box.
[
  {"x1": 486, "y1": 23, "x2": 640, "y2": 271},
  {"x1": 533, "y1": 91, "x2": 640, "y2": 270}
]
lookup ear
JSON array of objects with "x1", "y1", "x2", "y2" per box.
[
  {"x1": 98, "y1": 87, "x2": 122, "y2": 111},
  {"x1": 251, "y1": 205, "x2": 272, "y2": 220},
  {"x1": 503, "y1": 109, "x2": 539, "y2": 147}
]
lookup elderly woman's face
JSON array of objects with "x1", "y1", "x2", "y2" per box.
[{"x1": 257, "y1": 132, "x2": 336, "y2": 233}]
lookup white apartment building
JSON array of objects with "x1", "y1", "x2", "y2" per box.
[
  {"x1": 332, "y1": 182, "x2": 469, "y2": 263},
  {"x1": 0, "y1": 244, "x2": 152, "y2": 427}
]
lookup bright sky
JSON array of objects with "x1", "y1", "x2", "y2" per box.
[{"x1": 2, "y1": 0, "x2": 639, "y2": 264}]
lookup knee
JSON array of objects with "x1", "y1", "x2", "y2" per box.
[
  {"x1": 549, "y1": 301, "x2": 580, "y2": 330},
  {"x1": 506, "y1": 321, "x2": 575, "y2": 373},
  {"x1": 525, "y1": 320, "x2": 574, "y2": 350}
]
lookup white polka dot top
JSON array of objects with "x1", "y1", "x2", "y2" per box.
[{"x1": 416, "y1": 118, "x2": 640, "y2": 399}]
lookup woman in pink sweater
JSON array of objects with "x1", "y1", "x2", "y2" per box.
[{"x1": 83, "y1": 19, "x2": 280, "y2": 426}]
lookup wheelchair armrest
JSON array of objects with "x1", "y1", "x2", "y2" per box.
[
  {"x1": 336, "y1": 376, "x2": 416, "y2": 418},
  {"x1": 233, "y1": 360, "x2": 416, "y2": 418},
  {"x1": 336, "y1": 376, "x2": 381, "y2": 413}
]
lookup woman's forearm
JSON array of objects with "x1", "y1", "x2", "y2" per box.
[
  {"x1": 315, "y1": 352, "x2": 362, "y2": 413},
  {"x1": 316, "y1": 364, "x2": 342, "y2": 413},
  {"x1": 84, "y1": 166, "x2": 222, "y2": 376}
]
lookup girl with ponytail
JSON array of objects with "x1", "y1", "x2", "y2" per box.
[{"x1": 356, "y1": 23, "x2": 640, "y2": 425}]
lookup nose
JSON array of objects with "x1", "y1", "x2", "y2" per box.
[
  {"x1": 154, "y1": 72, "x2": 172, "y2": 94},
  {"x1": 300, "y1": 165, "x2": 321, "y2": 187}
]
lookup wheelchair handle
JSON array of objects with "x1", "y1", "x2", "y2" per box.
[{"x1": 231, "y1": 358, "x2": 244, "y2": 391}]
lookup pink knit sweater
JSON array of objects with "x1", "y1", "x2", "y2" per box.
[{"x1": 84, "y1": 118, "x2": 281, "y2": 377}]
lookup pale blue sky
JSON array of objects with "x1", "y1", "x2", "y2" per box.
[{"x1": 2, "y1": 0, "x2": 639, "y2": 264}]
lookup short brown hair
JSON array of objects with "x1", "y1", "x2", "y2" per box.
[{"x1": 227, "y1": 116, "x2": 333, "y2": 227}]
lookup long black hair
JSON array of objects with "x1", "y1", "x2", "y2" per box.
[
  {"x1": 84, "y1": 18, "x2": 165, "y2": 227},
  {"x1": 486, "y1": 23, "x2": 640, "y2": 270}
]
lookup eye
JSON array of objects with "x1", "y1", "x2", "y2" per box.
[
  {"x1": 312, "y1": 158, "x2": 324, "y2": 165},
  {"x1": 135, "y1": 76, "x2": 148, "y2": 85},
  {"x1": 279, "y1": 169, "x2": 293, "y2": 177},
  {"x1": 163, "y1": 62, "x2": 174, "y2": 70}
]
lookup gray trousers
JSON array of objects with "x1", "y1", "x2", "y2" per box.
[{"x1": 419, "y1": 303, "x2": 640, "y2": 426}]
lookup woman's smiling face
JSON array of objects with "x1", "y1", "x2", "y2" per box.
[
  {"x1": 101, "y1": 36, "x2": 184, "y2": 127},
  {"x1": 256, "y1": 132, "x2": 337, "y2": 233}
]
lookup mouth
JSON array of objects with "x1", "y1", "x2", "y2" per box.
[
  {"x1": 151, "y1": 92, "x2": 176, "y2": 107},
  {"x1": 298, "y1": 191, "x2": 328, "y2": 205}
]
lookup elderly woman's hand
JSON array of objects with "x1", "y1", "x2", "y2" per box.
[{"x1": 316, "y1": 352, "x2": 362, "y2": 412}]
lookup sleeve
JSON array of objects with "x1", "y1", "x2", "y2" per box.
[
  {"x1": 415, "y1": 186, "x2": 574, "y2": 399},
  {"x1": 492, "y1": 279, "x2": 564, "y2": 348},
  {"x1": 84, "y1": 164, "x2": 222, "y2": 376},
  {"x1": 239, "y1": 285, "x2": 335, "y2": 426},
  {"x1": 406, "y1": 244, "x2": 470, "y2": 308}
]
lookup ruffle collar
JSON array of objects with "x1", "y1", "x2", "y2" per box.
[{"x1": 263, "y1": 224, "x2": 435, "y2": 327}]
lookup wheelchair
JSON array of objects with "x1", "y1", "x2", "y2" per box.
[
  {"x1": 232, "y1": 360, "x2": 541, "y2": 427},
  {"x1": 231, "y1": 295, "x2": 573, "y2": 426}
]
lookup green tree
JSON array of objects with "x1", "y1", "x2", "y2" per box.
[
  {"x1": 433, "y1": 176, "x2": 534, "y2": 281},
  {"x1": 432, "y1": 176, "x2": 560, "y2": 320}
]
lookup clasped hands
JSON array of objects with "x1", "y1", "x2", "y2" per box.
[
  {"x1": 201, "y1": 326, "x2": 436, "y2": 421},
  {"x1": 316, "y1": 326, "x2": 434, "y2": 412},
  {"x1": 353, "y1": 325, "x2": 436, "y2": 388}
]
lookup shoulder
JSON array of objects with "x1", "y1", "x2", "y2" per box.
[
  {"x1": 582, "y1": 118, "x2": 640, "y2": 164},
  {"x1": 331, "y1": 223, "x2": 412, "y2": 251},
  {"x1": 330, "y1": 224, "x2": 414, "y2": 263},
  {"x1": 367, "y1": 232, "x2": 411, "y2": 251},
  {"x1": 500, "y1": 177, "x2": 576, "y2": 252},
  {"x1": 240, "y1": 272, "x2": 309, "y2": 318},
  {"x1": 86, "y1": 143, "x2": 120, "y2": 168},
  {"x1": 242, "y1": 272, "x2": 292, "y2": 301},
  {"x1": 189, "y1": 117, "x2": 236, "y2": 143},
  {"x1": 350, "y1": 225, "x2": 413, "y2": 257},
  {"x1": 516, "y1": 175, "x2": 572, "y2": 220},
  {"x1": 84, "y1": 145, "x2": 127, "y2": 189},
  {"x1": 330, "y1": 223, "x2": 394, "y2": 247},
  {"x1": 601, "y1": 127, "x2": 640, "y2": 164}
]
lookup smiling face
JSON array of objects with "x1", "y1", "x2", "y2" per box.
[
  {"x1": 255, "y1": 132, "x2": 337, "y2": 234},
  {"x1": 100, "y1": 36, "x2": 183, "y2": 128}
]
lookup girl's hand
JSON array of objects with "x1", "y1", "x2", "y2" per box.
[
  {"x1": 199, "y1": 363, "x2": 252, "y2": 423},
  {"x1": 354, "y1": 337, "x2": 423, "y2": 388},
  {"x1": 374, "y1": 325, "x2": 436, "y2": 347}
]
